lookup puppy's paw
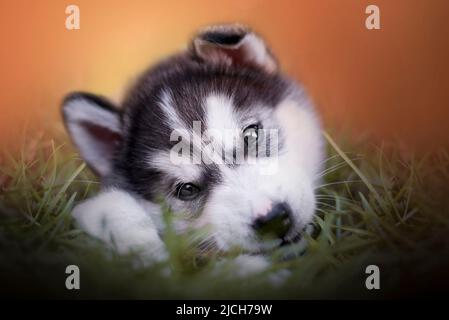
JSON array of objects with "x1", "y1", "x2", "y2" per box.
[{"x1": 72, "y1": 189, "x2": 167, "y2": 264}]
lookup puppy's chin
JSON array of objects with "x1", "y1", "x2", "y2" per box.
[
  {"x1": 256, "y1": 239, "x2": 285, "y2": 252},
  {"x1": 214, "y1": 222, "x2": 313, "y2": 253}
]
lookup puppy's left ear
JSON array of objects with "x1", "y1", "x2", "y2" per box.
[
  {"x1": 61, "y1": 92, "x2": 122, "y2": 177},
  {"x1": 190, "y1": 24, "x2": 278, "y2": 73}
]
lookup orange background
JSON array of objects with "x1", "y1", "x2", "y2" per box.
[{"x1": 1, "y1": 0, "x2": 448, "y2": 150}]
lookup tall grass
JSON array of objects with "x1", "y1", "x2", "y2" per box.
[{"x1": 0, "y1": 131, "x2": 448, "y2": 298}]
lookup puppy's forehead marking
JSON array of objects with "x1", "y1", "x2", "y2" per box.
[
  {"x1": 205, "y1": 94, "x2": 239, "y2": 131},
  {"x1": 205, "y1": 94, "x2": 240, "y2": 152}
]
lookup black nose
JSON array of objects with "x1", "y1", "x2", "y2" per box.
[{"x1": 252, "y1": 202, "x2": 292, "y2": 239}]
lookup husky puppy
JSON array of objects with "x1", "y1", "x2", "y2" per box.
[{"x1": 62, "y1": 24, "x2": 324, "y2": 265}]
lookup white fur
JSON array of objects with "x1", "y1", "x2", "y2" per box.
[
  {"x1": 231, "y1": 254, "x2": 270, "y2": 277},
  {"x1": 158, "y1": 90, "x2": 186, "y2": 130},
  {"x1": 215, "y1": 255, "x2": 291, "y2": 286},
  {"x1": 64, "y1": 99, "x2": 121, "y2": 133},
  {"x1": 149, "y1": 151, "x2": 202, "y2": 183},
  {"x1": 64, "y1": 98, "x2": 121, "y2": 176},
  {"x1": 196, "y1": 95, "x2": 323, "y2": 251},
  {"x1": 72, "y1": 189, "x2": 167, "y2": 264},
  {"x1": 205, "y1": 94, "x2": 240, "y2": 153},
  {"x1": 240, "y1": 33, "x2": 277, "y2": 73},
  {"x1": 275, "y1": 97, "x2": 324, "y2": 184},
  {"x1": 66, "y1": 25, "x2": 324, "y2": 281},
  {"x1": 70, "y1": 93, "x2": 322, "y2": 262}
]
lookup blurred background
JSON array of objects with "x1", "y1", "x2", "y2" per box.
[{"x1": 0, "y1": 0, "x2": 448, "y2": 151}]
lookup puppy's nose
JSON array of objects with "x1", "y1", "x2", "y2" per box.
[{"x1": 252, "y1": 202, "x2": 292, "y2": 239}]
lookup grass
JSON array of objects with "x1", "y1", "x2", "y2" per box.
[{"x1": 0, "y1": 130, "x2": 448, "y2": 299}]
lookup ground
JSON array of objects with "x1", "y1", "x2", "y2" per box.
[{"x1": 1, "y1": 130, "x2": 448, "y2": 299}]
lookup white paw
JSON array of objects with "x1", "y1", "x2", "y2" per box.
[{"x1": 72, "y1": 189, "x2": 167, "y2": 264}]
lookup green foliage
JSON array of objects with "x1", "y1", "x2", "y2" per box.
[{"x1": 1, "y1": 132, "x2": 448, "y2": 298}]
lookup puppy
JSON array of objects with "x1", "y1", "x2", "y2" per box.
[{"x1": 62, "y1": 24, "x2": 324, "y2": 267}]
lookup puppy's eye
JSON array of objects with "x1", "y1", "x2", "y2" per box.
[
  {"x1": 243, "y1": 124, "x2": 260, "y2": 146},
  {"x1": 176, "y1": 183, "x2": 200, "y2": 201}
]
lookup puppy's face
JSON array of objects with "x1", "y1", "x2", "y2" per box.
[{"x1": 63, "y1": 25, "x2": 324, "y2": 252}]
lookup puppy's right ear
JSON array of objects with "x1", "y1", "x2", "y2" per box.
[
  {"x1": 62, "y1": 92, "x2": 122, "y2": 177},
  {"x1": 190, "y1": 24, "x2": 278, "y2": 73}
]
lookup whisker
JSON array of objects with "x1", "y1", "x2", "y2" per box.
[
  {"x1": 316, "y1": 201, "x2": 337, "y2": 209},
  {"x1": 315, "y1": 179, "x2": 363, "y2": 189},
  {"x1": 196, "y1": 234, "x2": 219, "y2": 254},
  {"x1": 318, "y1": 152, "x2": 358, "y2": 165},
  {"x1": 317, "y1": 157, "x2": 362, "y2": 178},
  {"x1": 317, "y1": 165, "x2": 348, "y2": 179},
  {"x1": 315, "y1": 196, "x2": 354, "y2": 203},
  {"x1": 318, "y1": 154, "x2": 340, "y2": 165}
]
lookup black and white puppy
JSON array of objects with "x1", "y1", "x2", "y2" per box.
[{"x1": 62, "y1": 24, "x2": 324, "y2": 265}]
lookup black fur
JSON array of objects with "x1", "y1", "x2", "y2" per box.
[
  {"x1": 64, "y1": 40, "x2": 294, "y2": 209},
  {"x1": 109, "y1": 54, "x2": 290, "y2": 202},
  {"x1": 201, "y1": 32, "x2": 244, "y2": 45}
]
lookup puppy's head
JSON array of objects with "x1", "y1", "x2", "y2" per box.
[{"x1": 62, "y1": 24, "x2": 324, "y2": 252}]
